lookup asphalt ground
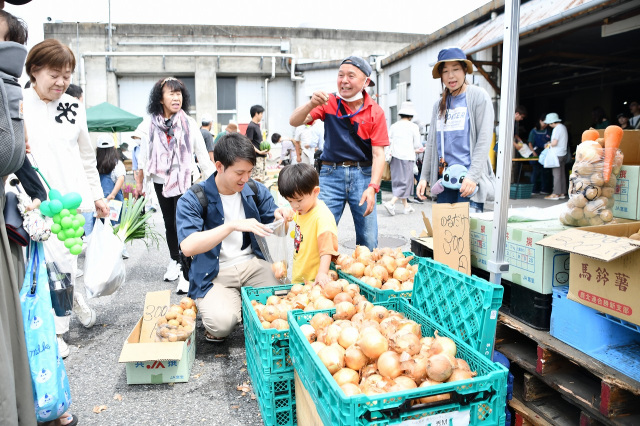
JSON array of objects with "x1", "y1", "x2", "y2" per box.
[{"x1": 62, "y1": 189, "x2": 563, "y2": 426}]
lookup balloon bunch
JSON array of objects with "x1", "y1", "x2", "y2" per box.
[{"x1": 39, "y1": 189, "x2": 85, "y2": 255}]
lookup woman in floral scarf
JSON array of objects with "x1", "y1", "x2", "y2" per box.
[{"x1": 136, "y1": 77, "x2": 214, "y2": 293}]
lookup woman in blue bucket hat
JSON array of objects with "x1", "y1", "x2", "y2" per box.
[{"x1": 416, "y1": 47, "x2": 495, "y2": 212}]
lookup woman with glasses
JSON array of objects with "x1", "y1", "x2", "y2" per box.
[{"x1": 135, "y1": 77, "x2": 214, "y2": 293}]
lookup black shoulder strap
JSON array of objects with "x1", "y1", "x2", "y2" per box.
[
  {"x1": 247, "y1": 179, "x2": 260, "y2": 208},
  {"x1": 189, "y1": 184, "x2": 208, "y2": 230},
  {"x1": 338, "y1": 99, "x2": 366, "y2": 146}
]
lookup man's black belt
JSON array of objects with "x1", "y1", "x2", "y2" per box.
[{"x1": 321, "y1": 161, "x2": 372, "y2": 167}]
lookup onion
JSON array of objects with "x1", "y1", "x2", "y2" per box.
[
  {"x1": 333, "y1": 368, "x2": 360, "y2": 386},
  {"x1": 309, "y1": 286, "x2": 324, "y2": 301},
  {"x1": 377, "y1": 351, "x2": 402, "y2": 379},
  {"x1": 340, "y1": 383, "x2": 362, "y2": 396},
  {"x1": 365, "y1": 306, "x2": 390, "y2": 323},
  {"x1": 360, "y1": 374, "x2": 392, "y2": 395},
  {"x1": 333, "y1": 319, "x2": 353, "y2": 328},
  {"x1": 345, "y1": 345, "x2": 369, "y2": 370},
  {"x1": 338, "y1": 326, "x2": 360, "y2": 349},
  {"x1": 379, "y1": 317, "x2": 400, "y2": 339},
  {"x1": 456, "y1": 358, "x2": 472, "y2": 372},
  {"x1": 419, "y1": 379, "x2": 450, "y2": 404},
  {"x1": 364, "y1": 264, "x2": 373, "y2": 277},
  {"x1": 300, "y1": 324, "x2": 317, "y2": 343},
  {"x1": 447, "y1": 369, "x2": 475, "y2": 382},
  {"x1": 271, "y1": 261, "x2": 287, "y2": 279},
  {"x1": 266, "y1": 295, "x2": 280, "y2": 306},
  {"x1": 315, "y1": 298, "x2": 335, "y2": 310},
  {"x1": 322, "y1": 281, "x2": 343, "y2": 300},
  {"x1": 357, "y1": 329, "x2": 388, "y2": 360},
  {"x1": 391, "y1": 331, "x2": 421, "y2": 355},
  {"x1": 310, "y1": 341, "x2": 326, "y2": 354},
  {"x1": 371, "y1": 265, "x2": 389, "y2": 282},
  {"x1": 303, "y1": 303, "x2": 316, "y2": 312},
  {"x1": 355, "y1": 300, "x2": 374, "y2": 314},
  {"x1": 271, "y1": 319, "x2": 289, "y2": 330},
  {"x1": 357, "y1": 252, "x2": 373, "y2": 265},
  {"x1": 354, "y1": 245, "x2": 371, "y2": 259},
  {"x1": 389, "y1": 376, "x2": 417, "y2": 392},
  {"x1": 401, "y1": 354, "x2": 429, "y2": 383},
  {"x1": 262, "y1": 305, "x2": 280, "y2": 323},
  {"x1": 277, "y1": 304, "x2": 292, "y2": 320},
  {"x1": 380, "y1": 255, "x2": 397, "y2": 274},
  {"x1": 261, "y1": 321, "x2": 271, "y2": 328},
  {"x1": 429, "y1": 331, "x2": 457, "y2": 359},
  {"x1": 360, "y1": 321, "x2": 381, "y2": 332},
  {"x1": 333, "y1": 292, "x2": 353, "y2": 304},
  {"x1": 324, "y1": 324, "x2": 343, "y2": 345},
  {"x1": 334, "y1": 302, "x2": 357, "y2": 321},
  {"x1": 397, "y1": 320, "x2": 421, "y2": 338},
  {"x1": 318, "y1": 345, "x2": 344, "y2": 375},
  {"x1": 427, "y1": 353, "x2": 454, "y2": 382},
  {"x1": 396, "y1": 256, "x2": 413, "y2": 268},
  {"x1": 361, "y1": 276, "x2": 382, "y2": 289},
  {"x1": 335, "y1": 253, "x2": 350, "y2": 267},
  {"x1": 328, "y1": 270, "x2": 339, "y2": 281},
  {"x1": 310, "y1": 313, "x2": 333, "y2": 331},
  {"x1": 401, "y1": 281, "x2": 413, "y2": 290},
  {"x1": 290, "y1": 284, "x2": 304, "y2": 295},
  {"x1": 350, "y1": 312, "x2": 365, "y2": 327},
  {"x1": 345, "y1": 284, "x2": 360, "y2": 298},
  {"x1": 361, "y1": 363, "x2": 378, "y2": 378},
  {"x1": 381, "y1": 281, "x2": 400, "y2": 291},
  {"x1": 393, "y1": 267, "x2": 411, "y2": 282},
  {"x1": 347, "y1": 262, "x2": 366, "y2": 278}
]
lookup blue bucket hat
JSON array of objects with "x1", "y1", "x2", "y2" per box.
[
  {"x1": 341, "y1": 56, "x2": 375, "y2": 86},
  {"x1": 432, "y1": 47, "x2": 474, "y2": 79}
]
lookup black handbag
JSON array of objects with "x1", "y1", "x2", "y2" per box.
[{"x1": 3, "y1": 191, "x2": 29, "y2": 246}]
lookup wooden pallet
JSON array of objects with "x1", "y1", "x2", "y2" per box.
[{"x1": 497, "y1": 312, "x2": 640, "y2": 425}]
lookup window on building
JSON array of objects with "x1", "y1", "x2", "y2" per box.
[
  {"x1": 217, "y1": 77, "x2": 237, "y2": 133},
  {"x1": 390, "y1": 68, "x2": 411, "y2": 90},
  {"x1": 389, "y1": 105, "x2": 398, "y2": 125}
]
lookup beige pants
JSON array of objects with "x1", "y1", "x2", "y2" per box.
[
  {"x1": 196, "y1": 257, "x2": 279, "y2": 338},
  {"x1": 251, "y1": 157, "x2": 267, "y2": 182}
]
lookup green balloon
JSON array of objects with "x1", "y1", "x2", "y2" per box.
[
  {"x1": 70, "y1": 209, "x2": 78, "y2": 215},
  {"x1": 57, "y1": 232, "x2": 67, "y2": 242},
  {"x1": 49, "y1": 199, "x2": 63, "y2": 215},
  {"x1": 77, "y1": 214, "x2": 86, "y2": 226},
  {"x1": 51, "y1": 223, "x2": 62, "y2": 234},
  {"x1": 72, "y1": 219, "x2": 80, "y2": 229},
  {"x1": 74, "y1": 228, "x2": 85, "y2": 238},
  {"x1": 62, "y1": 192, "x2": 82, "y2": 210},
  {"x1": 70, "y1": 244, "x2": 82, "y2": 256},
  {"x1": 65, "y1": 228, "x2": 76, "y2": 239},
  {"x1": 49, "y1": 189, "x2": 63, "y2": 201},
  {"x1": 61, "y1": 216, "x2": 73, "y2": 229},
  {"x1": 52, "y1": 214, "x2": 61, "y2": 224},
  {"x1": 40, "y1": 201, "x2": 52, "y2": 217},
  {"x1": 60, "y1": 209, "x2": 70, "y2": 218},
  {"x1": 64, "y1": 238, "x2": 76, "y2": 248}
]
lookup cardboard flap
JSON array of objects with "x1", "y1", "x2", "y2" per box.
[
  {"x1": 118, "y1": 341, "x2": 184, "y2": 363},
  {"x1": 537, "y1": 228, "x2": 639, "y2": 261}
]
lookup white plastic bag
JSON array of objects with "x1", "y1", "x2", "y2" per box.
[
  {"x1": 255, "y1": 219, "x2": 292, "y2": 283},
  {"x1": 543, "y1": 147, "x2": 560, "y2": 168},
  {"x1": 83, "y1": 219, "x2": 126, "y2": 298}
]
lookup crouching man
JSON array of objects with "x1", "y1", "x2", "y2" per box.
[{"x1": 176, "y1": 133, "x2": 287, "y2": 342}]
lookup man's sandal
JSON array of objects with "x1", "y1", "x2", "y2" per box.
[{"x1": 204, "y1": 331, "x2": 225, "y2": 343}]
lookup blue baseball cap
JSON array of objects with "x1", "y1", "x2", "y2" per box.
[
  {"x1": 341, "y1": 56, "x2": 375, "y2": 86},
  {"x1": 432, "y1": 47, "x2": 474, "y2": 79}
]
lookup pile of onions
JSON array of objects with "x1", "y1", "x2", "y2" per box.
[
  {"x1": 304, "y1": 305, "x2": 478, "y2": 397},
  {"x1": 334, "y1": 246, "x2": 419, "y2": 291},
  {"x1": 251, "y1": 275, "x2": 360, "y2": 330}
]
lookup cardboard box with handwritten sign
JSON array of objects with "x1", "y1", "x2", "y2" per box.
[
  {"x1": 118, "y1": 290, "x2": 196, "y2": 384},
  {"x1": 538, "y1": 222, "x2": 640, "y2": 325},
  {"x1": 470, "y1": 217, "x2": 571, "y2": 294},
  {"x1": 432, "y1": 203, "x2": 471, "y2": 275}
]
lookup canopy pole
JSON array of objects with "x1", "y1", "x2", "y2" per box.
[{"x1": 488, "y1": 0, "x2": 521, "y2": 285}]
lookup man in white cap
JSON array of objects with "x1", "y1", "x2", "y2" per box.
[
  {"x1": 200, "y1": 113, "x2": 215, "y2": 162},
  {"x1": 289, "y1": 56, "x2": 388, "y2": 250}
]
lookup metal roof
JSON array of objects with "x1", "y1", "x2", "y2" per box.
[{"x1": 459, "y1": 0, "x2": 614, "y2": 54}]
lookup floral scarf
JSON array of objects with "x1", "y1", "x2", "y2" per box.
[{"x1": 147, "y1": 109, "x2": 192, "y2": 197}]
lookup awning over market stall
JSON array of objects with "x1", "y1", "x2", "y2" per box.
[{"x1": 86, "y1": 102, "x2": 143, "y2": 133}]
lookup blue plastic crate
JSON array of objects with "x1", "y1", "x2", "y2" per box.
[
  {"x1": 288, "y1": 298, "x2": 508, "y2": 426},
  {"x1": 246, "y1": 343, "x2": 296, "y2": 426},
  {"x1": 412, "y1": 257, "x2": 503, "y2": 359},
  {"x1": 550, "y1": 286, "x2": 640, "y2": 383},
  {"x1": 241, "y1": 285, "x2": 295, "y2": 375},
  {"x1": 333, "y1": 251, "x2": 419, "y2": 303}
]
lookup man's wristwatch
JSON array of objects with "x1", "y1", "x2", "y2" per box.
[{"x1": 368, "y1": 183, "x2": 380, "y2": 193}]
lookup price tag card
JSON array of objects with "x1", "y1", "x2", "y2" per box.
[
  {"x1": 139, "y1": 290, "x2": 171, "y2": 343},
  {"x1": 432, "y1": 202, "x2": 471, "y2": 275},
  {"x1": 400, "y1": 409, "x2": 470, "y2": 426},
  {"x1": 108, "y1": 199, "x2": 123, "y2": 222}
]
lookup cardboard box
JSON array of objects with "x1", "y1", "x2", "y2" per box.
[
  {"x1": 538, "y1": 222, "x2": 640, "y2": 325},
  {"x1": 118, "y1": 291, "x2": 196, "y2": 384},
  {"x1": 470, "y1": 218, "x2": 571, "y2": 294}
]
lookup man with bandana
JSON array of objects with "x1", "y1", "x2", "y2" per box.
[{"x1": 289, "y1": 56, "x2": 388, "y2": 250}]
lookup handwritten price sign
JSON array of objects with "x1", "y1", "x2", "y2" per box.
[
  {"x1": 140, "y1": 290, "x2": 171, "y2": 343},
  {"x1": 432, "y1": 203, "x2": 471, "y2": 275}
]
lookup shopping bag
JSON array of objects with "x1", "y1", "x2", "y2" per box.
[
  {"x1": 20, "y1": 242, "x2": 72, "y2": 422},
  {"x1": 255, "y1": 219, "x2": 292, "y2": 283},
  {"x1": 83, "y1": 218, "x2": 126, "y2": 298},
  {"x1": 538, "y1": 148, "x2": 548, "y2": 166},
  {"x1": 543, "y1": 147, "x2": 560, "y2": 168}
]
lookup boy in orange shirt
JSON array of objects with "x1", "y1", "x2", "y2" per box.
[{"x1": 278, "y1": 164, "x2": 339, "y2": 284}]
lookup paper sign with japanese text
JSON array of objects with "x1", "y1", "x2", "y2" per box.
[
  {"x1": 432, "y1": 203, "x2": 471, "y2": 275},
  {"x1": 139, "y1": 290, "x2": 171, "y2": 343},
  {"x1": 108, "y1": 199, "x2": 123, "y2": 223}
]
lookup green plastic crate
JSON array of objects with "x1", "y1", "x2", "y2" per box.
[
  {"x1": 412, "y1": 257, "x2": 503, "y2": 359},
  {"x1": 510, "y1": 183, "x2": 533, "y2": 199},
  {"x1": 241, "y1": 285, "x2": 295, "y2": 375},
  {"x1": 381, "y1": 180, "x2": 392, "y2": 192},
  {"x1": 288, "y1": 298, "x2": 508, "y2": 426},
  {"x1": 333, "y1": 251, "x2": 418, "y2": 302},
  {"x1": 246, "y1": 342, "x2": 296, "y2": 426}
]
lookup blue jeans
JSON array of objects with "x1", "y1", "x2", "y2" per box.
[
  {"x1": 437, "y1": 188, "x2": 484, "y2": 213},
  {"x1": 82, "y1": 212, "x2": 95, "y2": 236},
  {"x1": 319, "y1": 164, "x2": 378, "y2": 250}
]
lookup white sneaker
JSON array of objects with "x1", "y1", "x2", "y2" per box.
[
  {"x1": 73, "y1": 293, "x2": 97, "y2": 328},
  {"x1": 57, "y1": 335, "x2": 70, "y2": 359},
  {"x1": 176, "y1": 272, "x2": 189, "y2": 295},
  {"x1": 383, "y1": 202, "x2": 395, "y2": 216},
  {"x1": 164, "y1": 260, "x2": 180, "y2": 282},
  {"x1": 403, "y1": 206, "x2": 415, "y2": 214}
]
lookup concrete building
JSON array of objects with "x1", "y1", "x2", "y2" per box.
[{"x1": 45, "y1": 23, "x2": 419, "y2": 138}]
